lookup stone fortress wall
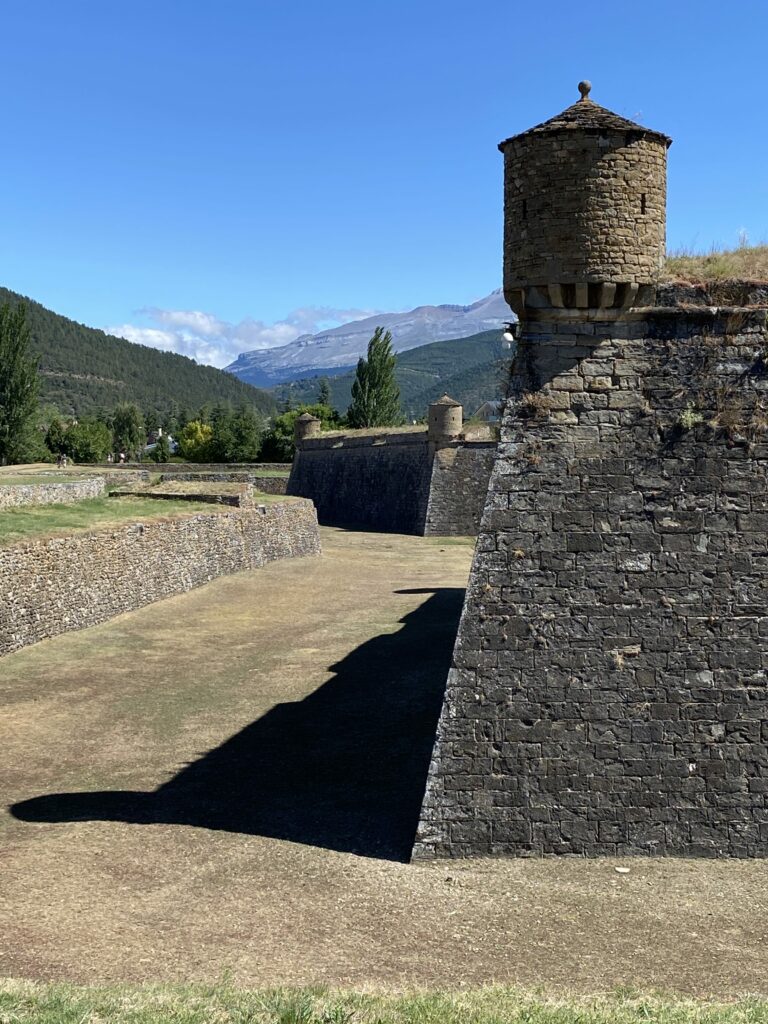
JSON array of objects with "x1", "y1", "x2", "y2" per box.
[
  {"x1": 288, "y1": 430, "x2": 435, "y2": 534},
  {"x1": 287, "y1": 403, "x2": 497, "y2": 536},
  {"x1": 0, "y1": 476, "x2": 106, "y2": 509},
  {"x1": 424, "y1": 443, "x2": 497, "y2": 536},
  {"x1": 415, "y1": 304, "x2": 768, "y2": 858},
  {"x1": 414, "y1": 83, "x2": 768, "y2": 859},
  {"x1": 0, "y1": 500, "x2": 320, "y2": 657}
]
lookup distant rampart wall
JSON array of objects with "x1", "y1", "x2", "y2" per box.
[
  {"x1": 288, "y1": 430, "x2": 495, "y2": 535},
  {"x1": 0, "y1": 500, "x2": 320, "y2": 656},
  {"x1": 424, "y1": 443, "x2": 496, "y2": 536},
  {"x1": 288, "y1": 431, "x2": 433, "y2": 533},
  {"x1": 96, "y1": 462, "x2": 289, "y2": 474},
  {"x1": 0, "y1": 476, "x2": 106, "y2": 509}
]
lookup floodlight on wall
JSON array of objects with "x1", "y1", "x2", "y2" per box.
[{"x1": 501, "y1": 322, "x2": 518, "y2": 349}]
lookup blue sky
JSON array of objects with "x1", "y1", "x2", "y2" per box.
[{"x1": 1, "y1": 0, "x2": 766, "y2": 366}]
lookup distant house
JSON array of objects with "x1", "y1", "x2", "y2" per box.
[
  {"x1": 473, "y1": 400, "x2": 504, "y2": 424},
  {"x1": 144, "y1": 427, "x2": 179, "y2": 455}
]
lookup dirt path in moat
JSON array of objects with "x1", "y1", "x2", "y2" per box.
[{"x1": 1, "y1": 528, "x2": 767, "y2": 997}]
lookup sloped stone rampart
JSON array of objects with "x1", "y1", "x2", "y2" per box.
[
  {"x1": 288, "y1": 431, "x2": 496, "y2": 536},
  {"x1": 0, "y1": 500, "x2": 320, "y2": 656},
  {"x1": 0, "y1": 476, "x2": 106, "y2": 509},
  {"x1": 415, "y1": 306, "x2": 768, "y2": 859},
  {"x1": 288, "y1": 432, "x2": 434, "y2": 534},
  {"x1": 424, "y1": 443, "x2": 496, "y2": 536}
]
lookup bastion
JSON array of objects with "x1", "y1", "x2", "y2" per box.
[
  {"x1": 414, "y1": 85, "x2": 768, "y2": 858},
  {"x1": 287, "y1": 398, "x2": 497, "y2": 536}
]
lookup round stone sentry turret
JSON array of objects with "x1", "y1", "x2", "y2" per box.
[
  {"x1": 293, "y1": 412, "x2": 321, "y2": 443},
  {"x1": 428, "y1": 395, "x2": 463, "y2": 443},
  {"x1": 499, "y1": 81, "x2": 672, "y2": 319}
]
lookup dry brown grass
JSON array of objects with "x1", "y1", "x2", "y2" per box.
[
  {"x1": 663, "y1": 244, "x2": 768, "y2": 283},
  {"x1": 2, "y1": 530, "x2": 768, "y2": 998}
]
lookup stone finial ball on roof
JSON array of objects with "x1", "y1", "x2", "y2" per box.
[{"x1": 577, "y1": 80, "x2": 592, "y2": 101}]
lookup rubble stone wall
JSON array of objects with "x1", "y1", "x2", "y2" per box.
[
  {"x1": 0, "y1": 476, "x2": 106, "y2": 509},
  {"x1": 0, "y1": 500, "x2": 320, "y2": 656}
]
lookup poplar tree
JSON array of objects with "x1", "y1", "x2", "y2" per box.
[
  {"x1": 112, "y1": 401, "x2": 146, "y2": 460},
  {"x1": 0, "y1": 303, "x2": 39, "y2": 465},
  {"x1": 347, "y1": 327, "x2": 401, "y2": 428}
]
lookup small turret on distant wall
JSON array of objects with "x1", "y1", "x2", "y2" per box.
[
  {"x1": 499, "y1": 81, "x2": 671, "y2": 319},
  {"x1": 427, "y1": 395, "x2": 463, "y2": 447},
  {"x1": 293, "y1": 412, "x2": 322, "y2": 445},
  {"x1": 287, "y1": 395, "x2": 495, "y2": 536}
]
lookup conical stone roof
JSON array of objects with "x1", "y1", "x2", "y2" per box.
[
  {"x1": 499, "y1": 82, "x2": 671, "y2": 150},
  {"x1": 431, "y1": 394, "x2": 462, "y2": 407}
]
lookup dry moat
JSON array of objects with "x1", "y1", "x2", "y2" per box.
[{"x1": 1, "y1": 528, "x2": 767, "y2": 997}]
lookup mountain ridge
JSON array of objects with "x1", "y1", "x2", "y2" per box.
[
  {"x1": 226, "y1": 289, "x2": 512, "y2": 386},
  {"x1": 271, "y1": 330, "x2": 508, "y2": 420}
]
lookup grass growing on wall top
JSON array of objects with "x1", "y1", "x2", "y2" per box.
[
  {"x1": 664, "y1": 244, "x2": 768, "y2": 282},
  {"x1": 1, "y1": 981, "x2": 767, "y2": 1024},
  {"x1": 0, "y1": 495, "x2": 222, "y2": 546}
]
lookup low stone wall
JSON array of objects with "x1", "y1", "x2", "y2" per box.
[
  {"x1": 0, "y1": 476, "x2": 106, "y2": 509},
  {"x1": 252, "y1": 476, "x2": 288, "y2": 495},
  {"x1": 160, "y1": 472, "x2": 288, "y2": 494},
  {"x1": 0, "y1": 500, "x2": 320, "y2": 656},
  {"x1": 424, "y1": 443, "x2": 496, "y2": 536},
  {"x1": 98, "y1": 470, "x2": 151, "y2": 487},
  {"x1": 116, "y1": 489, "x2": 253, "y2": 508}
]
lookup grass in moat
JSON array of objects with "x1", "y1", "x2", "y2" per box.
[
  {"x1": 0, "y1": 475, "x2": 68, "y2": 486},
  {"x1": 0, "y1": 495, "x2": 221, "y2": 546},
  {"x1": 663, "y1": 243, "x2": 768, "y2": 282},
  {"x1": 1, "y1": 982, "x2": 767, "y2": 1024}
]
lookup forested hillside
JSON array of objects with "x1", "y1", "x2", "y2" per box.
[
  {"x1": 0, "y1": 287, "x2": 275, "y2": 419},
  {"x1": 271, "y1": 330, "x2": 507, "y2": 419}
]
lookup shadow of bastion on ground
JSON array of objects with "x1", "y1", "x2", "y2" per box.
[{"x1": 11, "y1": 587, "x2": 464, "y2": 862}]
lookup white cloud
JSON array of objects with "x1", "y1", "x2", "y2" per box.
[{"x1": 106, "y1": 304, "x2": 378, "y2": 369}]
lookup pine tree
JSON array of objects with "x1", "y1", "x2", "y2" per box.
[
  {"x1": 347, "y1": 327, "x2": 401, "y2": 428},
  {"x1": 318, "y1": 378, "x2": 331, "y2": 406},
  {"x1": 0, "y1": 303, "x2": 40, "y2": 465}
]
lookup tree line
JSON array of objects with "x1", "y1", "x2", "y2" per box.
[{"x1": 1, "y1": 304, "x2": 404, "y2": 466}]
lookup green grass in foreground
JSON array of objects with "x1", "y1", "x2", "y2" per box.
[
  {"x1": 1, "y1": 982, "x2": 767, "y2": 1024},
  {"x1": 0, "y1": 496, "x2": 219, "y2": 546}
]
